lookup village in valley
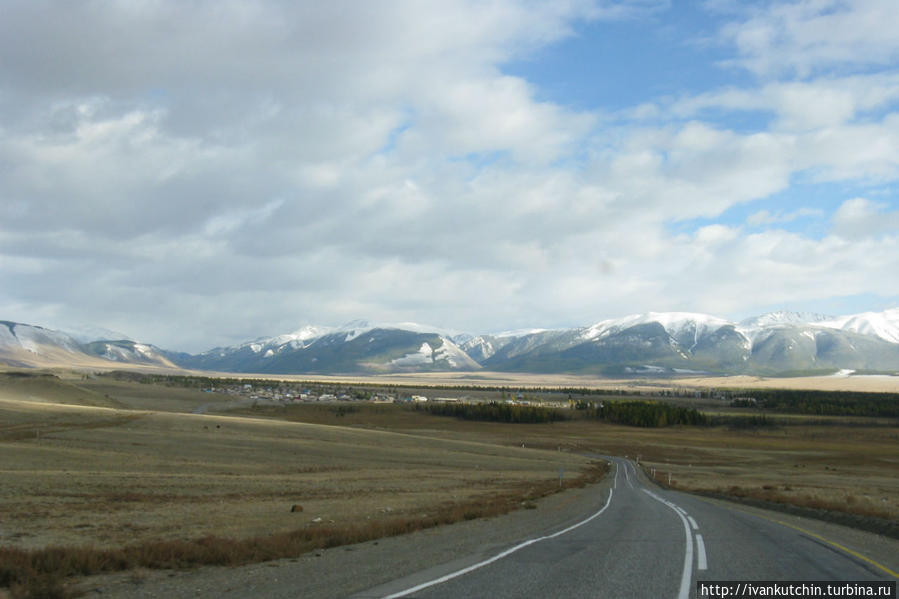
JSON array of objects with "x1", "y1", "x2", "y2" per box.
[
  {"x1": 100, "y1": 371, "x2": 592, "y2": 410},
  {"x1": 202, "y1": 380, "x2": 551, "y2": 408}
]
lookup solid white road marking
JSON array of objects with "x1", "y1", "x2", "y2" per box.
[
  {"x1": 614, "y1": 462, "x2": 618, "y2": 489},
  {"x1": 643, "y1": 489, "x2": 694, "y2": 599},
  {"x1": 696, "y1": 534, "x2": 708, "y2": 570},
  {"x1": 383, "y1": 487, "x2": 616, "y2": 598},
  {"x1": 688, "y1": 516, "x2": 699, "y2": 530}
]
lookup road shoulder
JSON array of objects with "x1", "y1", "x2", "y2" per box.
[{"x1": 681, "y1": 494, "x2": 899, "y2": 578}]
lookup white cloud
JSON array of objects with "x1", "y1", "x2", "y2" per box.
[
  {"x1": 831, "y1": 197, "x2": 899, "y2": 239},
  {"x1": 406, "y1": 74, "x2": 595, "y2": 164},
  {"x1": 1, "y1": 0, "x2": 898, "y2": 350},
  {"x1": 721, "y1": 0, "x2": 899, "y2": 78}
]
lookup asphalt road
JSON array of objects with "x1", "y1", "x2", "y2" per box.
[{"x1": 354, "y1": 457, "x2": 896, "y2": 599}]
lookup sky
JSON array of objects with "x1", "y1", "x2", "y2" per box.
[{"x1": 1, "y1": 0, "x2": 898, "y2": 352}]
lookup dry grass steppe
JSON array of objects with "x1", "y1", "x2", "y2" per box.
[
  {"x1": 256, "y1": 401, "x2": 899, "y2": 524},
  {"x1": 1, "y1": 374, "x2": 593, "y2": 552},
  {"x1": 1, "y1": 369, "x2": 898, "y2": 596}
]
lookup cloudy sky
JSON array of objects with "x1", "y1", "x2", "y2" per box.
[{"x1": 2, "y1": 0, "x2": 898, "y2": 352}]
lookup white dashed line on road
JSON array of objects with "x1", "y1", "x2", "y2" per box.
[{"x1": 696, "y1": 534, "x2": 708, "y2": 570}]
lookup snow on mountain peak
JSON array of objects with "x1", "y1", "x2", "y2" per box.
[
  {"x1": 739, "y1": 311, "x2": 834, "y2": 329},
  {"x1": 494, "y1": 328, "x2": 552, "y2": 338},
  {"x1": 0, "y1": 322, "x2": 82, "y2": 355},
  {"x1": 337, "y1": 320, "x2": 464, "y2": 341},
  {"x1": 269, "y1": 325, "x2": 335, "y2": 347},
  {"x1": 735, "y1": 307, "x2": 899, "y2": 345},
  {"x1": 60, "y1": 324, "x2": 135, "y2": 343},
  {"x1": 818, "y1": 308, "x2": 899, "y2": 344},
  {"x1": 581, "y1": 312, "x2": 731, "y2": 342}
]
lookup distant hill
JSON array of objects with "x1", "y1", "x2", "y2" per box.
[{"x1": 0, "y1": 321, "x2": 177, "y2": 370}]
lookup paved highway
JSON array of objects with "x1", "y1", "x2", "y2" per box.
[{"x1": 355, "y1": 457, "x2": 896, "y2": 599}]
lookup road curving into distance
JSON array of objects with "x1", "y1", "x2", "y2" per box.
[{"x1": 354, "y1": 457, "x2": 897, "y2": 599}]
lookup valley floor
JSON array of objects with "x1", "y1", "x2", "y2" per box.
[{"x1": 1, "y1": 370, "x2": 897, "y2": 596}]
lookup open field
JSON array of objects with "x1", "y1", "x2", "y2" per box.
[
  {"x1": 669, "y1": 373, "x2": 899, "y2": 393},
  {"x1": 2, "y1": 370, "x2": 898, "y2": 596},
  {"x1": 245, "y1": 401, "x2": 899, "y2": 524},
  {"x1": 1, "y1": 375, "x2": 593, "y2": 553}
]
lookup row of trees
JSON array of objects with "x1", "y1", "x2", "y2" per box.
[
  {"x1": 580, "y1": 400, "x2": 709, "y2": 427},
  {"x1": 418, "y1": 399, "x2": 710, "y2": 428},
  {"x1": 727, "y1": 389, "x2": 899, "y2": 418},
  {"x1": 415, "y1": 401, "x2": 568, "y2": 424}
]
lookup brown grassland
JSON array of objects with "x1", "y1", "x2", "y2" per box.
[
  {"x1": 1, "y1": 370, "x2": 898, "y2": 597},
  {"x1": 0, "y1": 372, "x2": 600, "y2": 596},
  {"x1": 257, "y1": 401, "x2": 899, "y2": 524}
]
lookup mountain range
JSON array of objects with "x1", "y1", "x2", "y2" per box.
[{"x1": 2, "y1": 309, "x2": 899, "y2": 376}]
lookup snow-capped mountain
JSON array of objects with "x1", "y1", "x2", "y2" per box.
[
  {"x1": 817, "y1": 309, "x2": 899, "y2": 344},
  {"x1": 1, "y1": 321, "x2": 82, "y2": 355},
  {"x1": 0, "y1": 321, "x2": 176, "y2": 369},
  {"x1": 3, "y1": 308, "x2": 898, "y2": 375},
  {"x1": 177, "y1": 321, "x2": 480, "y2": 374},
  {"x1": 473, "y1": 313, "x2": 749, "y2": 374},
  {"x1": 476, "y1": 309, "x2": 899, "y2": 375}
]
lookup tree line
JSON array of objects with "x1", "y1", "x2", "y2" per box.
[
  {"x1": 576, "y1": 400, "x2": 709, "y2": 427},
  {"x1": 414, "y1": 401, "x2": 568, "y2": 423},
  {"x1": 727, "y1": 389, "x2": 899, "y2": 418}
]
